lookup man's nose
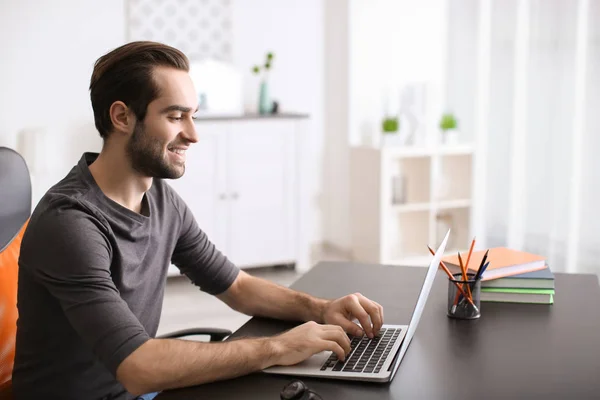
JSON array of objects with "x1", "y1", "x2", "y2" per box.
[{"x1": 183, "y1": 120, "x2": 199, "y2": 143}]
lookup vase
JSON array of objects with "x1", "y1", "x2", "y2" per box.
[
  {"x1": 381, "y1": 132, "x2": 403, "y2": 147},
  {"x1": 258, "y1": 80, "x2": 272, "y2": 114},
  {"x1": 441, "y1": 129, "x2": 460, "y2": 146}
]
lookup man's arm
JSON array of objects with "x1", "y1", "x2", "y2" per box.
[
  {"x1": 116, "y1": 336, "x2": 272, "y2": 395},
  {"x1": 26, "y1": 205, "x2": 350, "y2": 396},
  {"x1": 217, "y1": 271, "x2": 384, "y2": 338},
  {"x1": 217, "y1": 270, "x2": 328, "y2": 323},
  {"x1": 117, "y1": 321, "x2": 351, "y2": 395}
]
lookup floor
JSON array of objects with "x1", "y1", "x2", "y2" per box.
[{"x1": 157, "y1": 246, "x2": 349, "y2": 337}]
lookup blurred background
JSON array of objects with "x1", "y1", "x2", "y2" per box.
[{"x1": 1, "y1": 0, "x2": 599, "y2": 309}]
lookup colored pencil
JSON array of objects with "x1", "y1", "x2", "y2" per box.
[
  {"x1": 458, "y1": 252, "x2": 472, "y2": 299},
  {"x1": 474, "y1": 249, "x2": 490, "y2": 281},
  {"x1": 465, "y1": 237, "x2": 476, "y2": 271},
  {"x1": 427, "y1": 246, "x2": 476, "y2": 308}
]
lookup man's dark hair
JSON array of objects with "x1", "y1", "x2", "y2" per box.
[{"x1": 89, "y1": 41, "x2": 190, "y2": 139}]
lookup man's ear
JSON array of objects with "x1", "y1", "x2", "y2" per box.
[{"x1": 109, "y1": 101, "x2": 135, "y2": 135}]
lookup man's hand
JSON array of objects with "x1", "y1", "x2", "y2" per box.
[
  {"x1": 321, "y1": 293, "x2": 384, "y2": 338},
  {"x1": 270, "y1": 321, "x2": 352, "y2": 366}
]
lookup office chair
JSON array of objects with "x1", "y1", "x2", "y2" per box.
[{"x1": 0, "y1": 147, "x2": 230, "y2": 399}]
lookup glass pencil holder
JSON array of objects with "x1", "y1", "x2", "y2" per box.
[{"x1": 447, "y1": 273, "x2": 481, "y2": 320}]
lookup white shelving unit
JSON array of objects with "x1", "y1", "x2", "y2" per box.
[{"x1": 350, "y1": 143, "x2": 474, "y2": 267}]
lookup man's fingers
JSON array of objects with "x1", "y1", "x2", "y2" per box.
[
  {"x1": 321, "y1": 340, "x2": 346, "y2": 361},
  {"x1": 326, "y1": 318, "x2": 363, "y2": 337},
  {"x1": 348, "y1": 296, "x2": 374, "y2": 338},
  {"x1": 321, "y1": 326, "x2": 351, "y2": 355},
  {"x1": 374, "y1": 301, "x2": 384, "y2": 333},
  {"x1": 356, "y1": 295, "x2": 384, "y2": 334}
]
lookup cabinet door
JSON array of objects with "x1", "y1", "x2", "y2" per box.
[
  {"x1": 226, "y1": 120, "x2": 296, "y2": 267},
  {"x1": 167, "y1": 122, "x2": 228, "y2": 255}
]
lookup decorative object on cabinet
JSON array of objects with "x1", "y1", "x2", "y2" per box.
[
  {"x1": 252, "y1": 52, "x2": 275, "y2": 114},
  {"x1": 439, "y1": 112, "x2": 460, "y2": 145},
  {"x1": 167, "y1": 115, "x2": 310, "y2": 277},
  {"x1": 381, "y1": 116, "x2": 402, "y2": 147}
]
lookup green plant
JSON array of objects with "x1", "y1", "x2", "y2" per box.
[
  {"x1": 439, "y1": 113, "x2": 458, "y2": 131},
  {"x1": 382, "y1": 117, "x2": 399, "y2": 133},
  {"x1": 252, "y1": 52, "x2": 274, "y2": 77}
]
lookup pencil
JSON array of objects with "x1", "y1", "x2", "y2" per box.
[
  {"x1": 477, "y1": 261, "x2": 490, "y2": 281},
  {"x1": 458, "y1": 252, "x2": 472, "y2": 299},
  {"x1": 474, "y1": 249, "x2": 490, "y2": 281},
  {"x1": 427, "y1": 246, "x2": 476, "y2": 308},
  {"x1": 465, "y1": 237, "x2": 476, "y2": 271}
]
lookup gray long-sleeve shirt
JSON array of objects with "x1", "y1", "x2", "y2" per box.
[{"x1": 13, "y1": 152, "x2": 239, "y2": 399}]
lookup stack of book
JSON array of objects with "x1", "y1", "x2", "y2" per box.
[{"x1": 442, "y1": 247, "x2": 554, "y2": 304}]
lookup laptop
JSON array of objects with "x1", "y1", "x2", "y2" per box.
[{"x1": 263, "y1": 229, "x2": 450, "y2": 383}]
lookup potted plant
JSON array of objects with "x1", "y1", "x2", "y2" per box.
[
  {"x1": 381, "y1": 116, "x2": 401, "y2": 147},
  {"x1": 439, "y1": 113, "x2": 459, "y2": 145},
  {"x1": 252, "y1": 52, "x2": 274, "y2": 114}
]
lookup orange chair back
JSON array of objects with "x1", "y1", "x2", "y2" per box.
[
  {"x1": 0, "y1": 146, "x2": 32, "y2": 400},
  {"x1": 0, "y1": 221, "x2": 28, "y2": 398}
]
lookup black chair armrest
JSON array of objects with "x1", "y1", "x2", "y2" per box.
[{"x1": 157, "y1": 328, "x2": 232, "y2": 342}]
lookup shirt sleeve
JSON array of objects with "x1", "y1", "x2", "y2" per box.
[
  {"x1": 19, "y1": 202, "x2": 150, "y2": 376},
  {"x1": 168, "y1": 188, "x2": 240, "y2": 295}
]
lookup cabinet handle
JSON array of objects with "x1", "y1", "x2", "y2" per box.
[
  {"x1": 219, "y1": 194, "x2": 227, "y2": 200},
  {"x1": 231, "y1": 192, "x2": 239, "y2": 200}
]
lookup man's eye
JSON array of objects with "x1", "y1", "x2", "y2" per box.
[{"x1": 169, "y1": 116, "x2": 183, "y2": 121}]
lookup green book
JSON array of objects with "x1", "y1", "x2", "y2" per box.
[
  {"x1": 480, "y1": 288, "x2": 554, "y2": 304},
  {"x1": 481, "y1": 267, "x2": 555, "y2": 289}
]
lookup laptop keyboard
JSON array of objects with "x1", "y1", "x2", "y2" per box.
[{"x1": 320, "y1": 328, "x2": 401, "y2": 374}]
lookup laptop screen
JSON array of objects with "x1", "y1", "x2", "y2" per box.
[{"x1": 388, "y1": 229, "x2": 450, "y2": 380}]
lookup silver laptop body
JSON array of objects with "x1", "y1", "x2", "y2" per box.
[{"x1": 263, "y1": 230, "x2": 450, "y2": 383}]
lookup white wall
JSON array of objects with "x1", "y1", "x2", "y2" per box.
[
  {"x1": 321, "y1": 0, "x2": 448, "y2": 251},
  {"x1": 0, "y1": 0, "x2": 326, "y2": 245},
  {"x1": 323, "y1": 0, "x2": 350, "y2": 250},
  {"x1": 0, "y1": 0, "x2": 125, "y2": 201},
  {"x1": 349, "y1": 0, "x2": 448, "y2": 147}
]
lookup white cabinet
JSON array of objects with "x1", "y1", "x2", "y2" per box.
[
  {"x1": 167, "y1": 116, "x2": 307, "y2": 276},
  {"x1": 168, "y1": 123, "x2": 228, "y2": 254},
  {"x1": 227, "y1": 121, "x2": 296, "y2": 267}
]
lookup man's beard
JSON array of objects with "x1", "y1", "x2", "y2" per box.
[{"x1": 126, "y1": 122, "x2": 185, "y2": 179}]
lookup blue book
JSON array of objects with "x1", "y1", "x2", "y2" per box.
[{"x1": 481, "y1": 266, "x2": 554, "y2": 289}]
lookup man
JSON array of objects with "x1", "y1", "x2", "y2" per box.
[{"x1": 13, "y1": 41, "x2": 384, "y2": 399}]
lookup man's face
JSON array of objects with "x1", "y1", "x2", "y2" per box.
[{"x1": 126, "y1": 67, "x2": 199, "y2": 179}]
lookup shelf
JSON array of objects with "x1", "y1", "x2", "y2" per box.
[
  {"x1": 390, "y1": 200, "x2": 471, "y2": 214},
  {"x1": 435, "y1": 155, "x2": 473, "y2": 201},
  {"x1": 349, "y1": 142, "x2": 475, "y2": 266},
  {"x1": 387, "y1": 211, "x2": 429, "y2": 262},
  {"x1": 390, "y1": 157, "x2": 431, "y2": 204},
  {"x1": 437, "y1": 145, "x2": 474, "y2": 156},
  {"x1": 437, "y1": 199, "x2": 471, "y2": 209},
  {"x1": 385, "y1": 147, "x2": 435, "y2": 158},
  {"x1": 392, "y1": 202, "x2": 431, "y2": 213},
  {"x1": 194, "y1": 112, "x2": 309, "y2": 122},
  {"x1": 383, "y1": 144, "x2": 474, "y2": 159},
  {"x1": 351, "y1": 144, "x2": 474, "y2": 160},
  {"x1": 435, "y1": 207, "x2": 471, "y2": 252}
]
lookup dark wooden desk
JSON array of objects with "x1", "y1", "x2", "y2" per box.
[{"x1": 158, "y1": 261, "x2": 600, "y2": 399}]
